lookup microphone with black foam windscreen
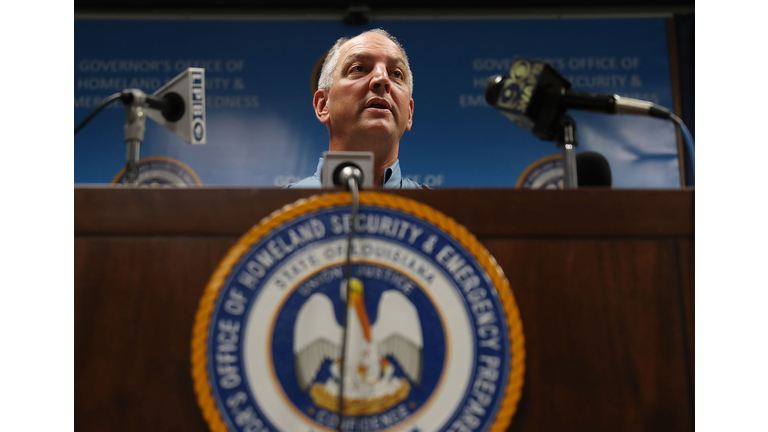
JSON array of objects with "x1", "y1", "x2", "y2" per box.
[
  {"x1": 576, "y1": 151, "x2": 612, "y2": 187},
  {"x1": 119, "y1": 89, "x2": 186, "y2": 122},
  {"x1": 484, "y1": 57, "x2": 673, "y2": 141},
  {"x1": 485, "y1": 57, "x2": 695, "y2": 182}
]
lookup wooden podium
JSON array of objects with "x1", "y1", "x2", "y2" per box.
[{"x1": 75, "y1": 187, "x2": 694, "y2": 432}]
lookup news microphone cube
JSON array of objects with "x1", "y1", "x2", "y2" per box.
[{"x1": 321, "y1": 151, "x2": 374, "y2": 189}]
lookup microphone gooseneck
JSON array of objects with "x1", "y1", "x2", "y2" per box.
[{"x1": 336, "y1": 164, "x2": 362, "y2": 432}]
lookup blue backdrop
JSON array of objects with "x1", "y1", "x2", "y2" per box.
[{"x1": 75, "y1": 18, "x2": 681, "y2": 187}]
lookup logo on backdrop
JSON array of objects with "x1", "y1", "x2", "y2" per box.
[
  {"x1": 516, "y1": 155, "x2": 564, "y2": 189},
  {"x1": 111, "y1": 156, "x2": 202, "y2": 187},
  {"x1": 191, "y1": 193, "x2": 525, "y2": 432}
]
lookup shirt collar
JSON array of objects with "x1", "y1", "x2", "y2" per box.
[{"x1": 313, "y1": 157, "x2": 404, "y2": 188}]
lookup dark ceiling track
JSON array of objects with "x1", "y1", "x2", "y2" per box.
[{"x1": 75, "y1": 0, "x2": 694, "y2": 13}]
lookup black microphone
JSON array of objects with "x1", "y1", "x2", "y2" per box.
[
  {"x1": 576, "y1": 151, "x2": 612, "y2": 187},
  {"x1": 119, "y1": 89, "x2": 186, "y2": 122},
  {"x1": 485, "y1": 57, "x2": 672, "y2": 141}
]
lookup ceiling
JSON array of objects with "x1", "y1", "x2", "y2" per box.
[{"x1": 74, "y1": 0, "x2": 694, "y2": 14}]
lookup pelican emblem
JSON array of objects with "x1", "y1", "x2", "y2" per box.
[{"x1": 293, "y1": 277, "x2": 423, "y2": 415}]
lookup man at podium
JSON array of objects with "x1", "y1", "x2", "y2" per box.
[{"x1": 287, "y1": 29, "x2": 426, "y2": 189}]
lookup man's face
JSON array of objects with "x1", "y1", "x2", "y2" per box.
[{"x1": 314, "y1": 33, "x2": 414, "y2": 147}]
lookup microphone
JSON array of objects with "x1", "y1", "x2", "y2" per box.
[
  {"x1": 321, "y1": 151, "x2": 374, "y2": 188},
  {"x1": 334, "y1": 164, "x2": 364, "y2": 188},
  {"x1": 484, "y1": 57, "x2": 671, "y2": 140},
  {"x1": 335, "y1": 160, "x2": 363, "y2": 432},
  {"x1": 576, "y1": 151, "x2": 612, "y2": 187},
  {"x1": 119, "y1": 89, "x2": 186, "y2": 123}
]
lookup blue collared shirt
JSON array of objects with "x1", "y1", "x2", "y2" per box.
[{"x1": 286, "y1": 158, "x2": 427, "y2": 189}]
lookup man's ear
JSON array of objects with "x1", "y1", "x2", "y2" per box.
[
  {"x1": 405, "y1": 97, "x2": 414, "y2": 131},
  {"x1": 314, "y1": 89, "x2": 330, "y2": 125}
]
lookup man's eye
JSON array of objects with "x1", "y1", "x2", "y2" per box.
[
  {"x1": 392, "y1": 70, "x2": 403, "y2": 79},
  {"x1": 352, "y1": 65, "x2": 365, "y2": 73}
]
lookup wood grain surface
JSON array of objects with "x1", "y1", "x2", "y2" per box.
[
  {"x1": 75, "y1": 187, "x2": 694, "y2": 237},
  {"x1": 75, "y1": 237, "x2": 237, "y2": 431},
  {"x1": 488, "y1": 239, "x2": 692, "y2": 431},
  {"x1": 74, "y1": 188, "x2": 694, "y2": 432}
]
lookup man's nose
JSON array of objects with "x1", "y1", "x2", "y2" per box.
[{"x1": 370, "y1": 64, "x2": 390, "y2": 92}]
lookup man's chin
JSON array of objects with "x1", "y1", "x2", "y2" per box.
[
  {"x1": 358, "y1": 121, "x2": 398, "y2": 137},
  {"x1": 343, "y1": 126, "x2": 402, "y2": 150}
]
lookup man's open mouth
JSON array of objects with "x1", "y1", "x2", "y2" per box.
[{"x1": 365, "y1": 99, "x2": 392, "y2": 111}]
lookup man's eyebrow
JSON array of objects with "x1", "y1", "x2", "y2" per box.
[{"x1": 342, "y1": 52, "x2": 406, "y2": 67}]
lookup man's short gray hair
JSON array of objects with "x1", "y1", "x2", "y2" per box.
[{"x1": 317, "y1": 28, "x2": 413, "y2": 95}]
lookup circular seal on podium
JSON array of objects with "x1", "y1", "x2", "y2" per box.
[
  {"x1": 516, "y1": 155, "x2": 564, "y2": 189},
  {"x1": 111, "y1": 156, "x2": 202, "y2": 187},
  {"x1": 192, "y1": 192, "x2": 525, "y2": 432}
]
